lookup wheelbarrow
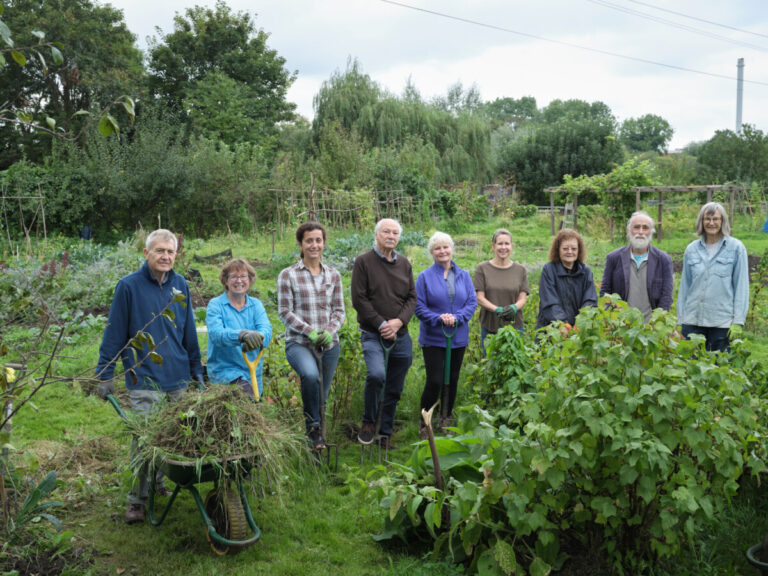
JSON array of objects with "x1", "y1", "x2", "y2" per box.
[
  {"x1": 747, "y1": 533, "x2": 768, "y2": 574},
  {"x1": 107, "y1": 393, "x2": 261, "y2": 555}
]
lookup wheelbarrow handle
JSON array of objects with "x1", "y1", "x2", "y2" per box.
[
  {"x1": 241, "y1": 347, "x2": 265, "y2": 402},
  {"x1": 106, "y1": 393, "x2": 128, "y2": 420}
]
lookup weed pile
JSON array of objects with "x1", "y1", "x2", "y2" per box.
[{"x1": 126, "y1": 386, "x2": 308, "y2": 491}]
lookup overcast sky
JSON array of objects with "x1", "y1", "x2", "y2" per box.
[{"x1": 108, "y1": 0, "x2": 768, "y2": 151}]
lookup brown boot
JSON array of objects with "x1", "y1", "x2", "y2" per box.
[{"x1": 125, "y1": 503, "x2": 145, "y2": 524}]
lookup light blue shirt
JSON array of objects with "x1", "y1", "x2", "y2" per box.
[
  {"x1": 206, "y1": 292, "x2": 273, "y2": 394},
  {"x1": 677, "y1": 236, "x2": 749, "y2": 328}
]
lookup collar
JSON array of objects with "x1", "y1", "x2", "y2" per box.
[
  {"x1": 141, "y1": 260, "x2": 173, "y2": 286},
  {"x1": 373, "y1": 245, "x2": 397, "y2": 262},
  {"x1": 296, "y1": 259, "x2": 326, "y2": 272}
]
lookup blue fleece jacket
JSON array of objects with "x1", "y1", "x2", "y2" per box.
[
  {"x1": 415, "y1": 261, "x2": 477, "y2": 348},
  {"x1": 206, "y1": 292, "x2": 272, "y2": 395},
  {"x1": 97, "y1": 261, "x2": 202, "y2": 392}
]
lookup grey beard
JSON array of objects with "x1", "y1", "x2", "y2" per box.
[{"x1": 630, "y1": 237, "x2": 651, "y2": 251}]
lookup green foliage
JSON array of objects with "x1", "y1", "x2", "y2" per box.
[
  {"x1": 147, "y1": 0, "x2": 295, "y2": 146},
  {"x1": 697, "y1": 124, "x2": 768, "y2": 185},
  {"x1": 5, "y1": 470, "x2": 63, "y2": 541},
  {"x1": 620, "y1": 114, "x2": 674, "y2": 154},
  {"x1": 357, "y1": 299, "x2": 768, "y2": 574},
  {"x1": 495, "y1": 99, "x2": 624, "y2": 204},
  {"x1": 0, "y1": 0, "x2": 143, "y2": 167}
]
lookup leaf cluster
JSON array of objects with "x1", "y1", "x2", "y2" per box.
[{"x1": 357, "y1": 297, "x2": 768, "y2": 574}]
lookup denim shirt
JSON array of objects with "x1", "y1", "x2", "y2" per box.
[{"x1": 677, "y1": 236, "x2": 749, "y2": 327}]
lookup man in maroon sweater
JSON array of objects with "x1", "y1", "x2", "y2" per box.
[{"x1": 351, "y1": 218, "x2": 417, "y2": 447}]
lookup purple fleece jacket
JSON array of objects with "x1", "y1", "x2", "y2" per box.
[{"x1": 415, "y1": 261, "x2": 477, "y2": 348}]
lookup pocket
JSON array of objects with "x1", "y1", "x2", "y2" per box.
[{"x1": 712, "y1": 255, "x2": 735, "y2": 278}]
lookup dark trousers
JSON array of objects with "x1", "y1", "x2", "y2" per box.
[
  {"x1": 420, "y1": 345, "x2": 466, "y2": 417},
  {"x1": 681, "y1": 324, "x2": 730, "y2": 353}
]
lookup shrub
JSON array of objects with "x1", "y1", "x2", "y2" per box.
[{"x1": 356, "y1": 298, "x2": 768, "y2": 574}]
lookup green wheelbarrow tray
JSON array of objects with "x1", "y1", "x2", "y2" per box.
[
  {"x1": 107, "y1": 393, "x2": 261, "y2": 555},
  {"x1": 746, "y1": 536, "x2": 768, "y2": 575}
]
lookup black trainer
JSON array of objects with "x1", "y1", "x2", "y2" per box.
[{"x1": 357, "y1": 422, "x2": 375, "y2": 445}]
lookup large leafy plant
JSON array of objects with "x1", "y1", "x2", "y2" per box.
[{"x1": 357, "y1": 298, "x2": 768, "y2": 574}]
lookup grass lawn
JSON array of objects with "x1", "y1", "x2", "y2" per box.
[{"x1": 4, "y1": 206, "x2": 768, "y2": 575}]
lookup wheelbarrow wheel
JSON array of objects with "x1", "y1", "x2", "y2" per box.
[{"x1": 204, "y1": 487, "x2": 248, "y2": 555}]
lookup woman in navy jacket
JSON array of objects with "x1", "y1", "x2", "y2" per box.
[
  {"x1": 535, "y1": 229, "x2": 598, "y2": 335},
  {"x1": 415, "y1": 232, "x2": 477, "y2": 432}
]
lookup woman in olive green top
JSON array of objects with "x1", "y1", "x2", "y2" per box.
[{"x1": 474, "y1": 228, "x2": 529, "y2": 355}]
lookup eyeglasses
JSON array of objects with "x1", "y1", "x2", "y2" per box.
[
  {"x1": 229, "y1": 275, "x2": 250, "y2": 281},
  {"x1": 704, "y1": 217, "x2": 722, "y2": 223}
]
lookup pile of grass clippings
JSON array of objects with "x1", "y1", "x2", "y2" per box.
[{"x1": 125, "y1": 386, "x2": 309, "y2": 492}]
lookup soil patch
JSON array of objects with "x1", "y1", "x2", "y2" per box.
[{"x1": 0, "y1": 544, "x2": 95, "y2": 576}]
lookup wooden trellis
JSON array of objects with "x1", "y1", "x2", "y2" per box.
[
  {"x1": 268, "y1": 182, "x2": 412, "y2": 233},
  {"x1": 543, "y1": 185, "x2": 743, "y2": 241},
  {"x1": 0, "y1": 192, "x2": 47, "y2": 254}
]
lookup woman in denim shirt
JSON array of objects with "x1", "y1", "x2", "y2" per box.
[{"x1": 677, "y1": 202, "x2": 749, "y2": 352}]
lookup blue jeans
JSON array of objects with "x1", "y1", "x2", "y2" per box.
[
  {"x1": 681, "y1": 324, "x2": 730, "y2": 353},
  {"x1": 361, "y1": 331, "x2": 413, "y2": 437},
  {"x1": 285, "y1": 341, "x2": 340, "y2": 432}
]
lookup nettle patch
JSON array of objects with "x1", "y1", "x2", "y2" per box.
[{"x1": 355, "y1": 298, "x2": 768, "y2": 575}]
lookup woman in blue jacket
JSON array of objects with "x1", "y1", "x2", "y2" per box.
[
  {"x1": 207, "y1": 258, "x2": 272, "y2": 398},
  {"x1": 415, "y1": 232, "x2": 477, "y2": 432}
]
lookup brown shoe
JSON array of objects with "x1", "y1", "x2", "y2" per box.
[
  {"x1": 377, "y1": 436, "x2": 396, "y2": 450},
  {"x1": 125, "y1": 503, "x2": 145, "y2": 524}
]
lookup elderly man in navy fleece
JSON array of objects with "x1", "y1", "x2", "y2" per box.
[{"x1": 96, "y1": 228, "x2": 203, "y2": 525}]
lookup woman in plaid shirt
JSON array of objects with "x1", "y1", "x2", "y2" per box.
[{"x1": 277, "y1": 222, "x2": 345, "y2": 450}]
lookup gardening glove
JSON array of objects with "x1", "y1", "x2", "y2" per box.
[
  {"x1": 728, "y1": 324, "x2": 743, "y2": 340},
  {"x1": 494, "y1": 307, "x2": 504, "y2": 318},
  {"x1": 96, "y1": 380, "x2": 114, "y2": 400},
  {"x1": 560, "y1": 323, "x2": 573, "y2": 337},
  {"x1": 191, "y1": 373, "x2": 205, "y2": 390},
  {"x1": 239, "y1": 330, "x2": 264, "y2": 352},
  {"x1": 308, "y1": 329, "x2": 321, "y2": 345},
  {"x1": 318, "y1": 330, "x2": 333, "y2": 347},
  {"x1": 501, "y1": 304, "x2": 518, "y2": 321}
]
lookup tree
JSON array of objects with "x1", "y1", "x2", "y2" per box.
[
  {"x1": 147, "y1": 0, "x2": 295, "y2": 147},
  {"x1": 482, "y1": 96, "x2": 538, "y2": 128},
  {"x1": 495, "y1": 99, "x2": 623, "y2": 204},
  {"x1": 620, "y1": 114, "x2": 674, "y2": 154},
  {"x1": 697, "y1": 124, "x2": 768, "y2": 184},
  {"x1": 312, "y1": 57, "x2": 381, "y2": 144},
  {"x1": 0, "y1": 0, "x2": 143, "y2": 168}
]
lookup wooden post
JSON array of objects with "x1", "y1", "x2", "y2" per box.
[
  {"x1": 729, "y1": 188, "x2": 736, "y2": 231},
  {"x1": 657, "y1": 190, "x2": 663, "y2": 242},
  {"x1": 636, "y1": 189, "x2": 641, "y2": 212},
  {"x1": 706, "y1": 189, "x2": 713, "y2": 204},
  {"x1": 573, "y1": 193, "x2": 579, "y2": 231},
  {"x1": 550, "y1": 189, "x2": 555, "y2": 236},
  {"x1": 609, "y1": 192, "x2": 614, "y2": 243}
]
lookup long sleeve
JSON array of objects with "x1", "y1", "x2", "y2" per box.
[
  {"x1": 658, "y1": 252, "x2": 674, "y2": 312},
  {"x1": 580, "y1": 267, "x2": 598, "y2": 309},
  {"x1": 732, "y1": 241, "x2": 750, "y2": 325},
  {"x1": 277, "y1": 267, "x2": 312, "y2": 336},
  {"x1": 96, "y1": 280, "x2": 130, "y2": 381},
  {"x1": 676, "y1": 249, "x2": 691, "y2": 322},
  {"x1": 538, "y1": 264, "x2": 567, "y2": 324},
  {"x1": 415, "y1": 272, "x2": 443, "y2": 327},
  {"x1": 181, "y1": 281, "x2": 203, "y2": 378},
  {"x1": 328, "y1": 270, "x2": 346, "y2": 334},
  {"x1": 600, "y1": 254, "x2": 617, "y2": 298},
  {"x1": 454, "y1": 270, "x2": 478, "y2": 324}
]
